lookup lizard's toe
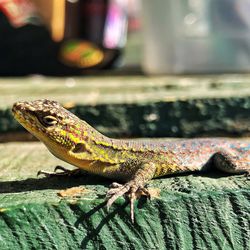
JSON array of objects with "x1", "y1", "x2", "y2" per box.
[
  {"x1": 37, "y1": 170, "x2": 54, "y2": 177},
  {"x1": 54, "y1": 165, "x2": 69, "y2": 172},
  {"x1": 109, "y1": 182, "x2": 123, "y2": 188},
  {"x1": 37, "y1": 167, "x2": 82, "y2": 177},
  {"x1": 106, "y1": 183, "x2": 130, "y2": 208}
]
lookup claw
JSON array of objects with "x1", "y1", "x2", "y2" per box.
[
  {"x1": 106, "y1": 182, "x2": 151, "y2": 223},
  {"x1": 129, "y1": 187, "x2": 137, "y2": 223}
]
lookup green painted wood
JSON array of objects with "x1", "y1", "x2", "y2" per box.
[
  {"x1": 0, "y1": 75, "x2": 250, "y2": 138},
  {"x1": 0, "y1": 142, "x2": 249, "y2": 250}
]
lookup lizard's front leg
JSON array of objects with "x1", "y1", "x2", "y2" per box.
[
  {"x1": 37, "y1": 166, "x2": 84, "y2": 177},
  {"x1": 106, "y1": 162, "x2": 156, "y2": 223}
]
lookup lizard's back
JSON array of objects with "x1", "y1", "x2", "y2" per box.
[{"x1": 116, "y1": 138, "x2": 250, "y2": 177}]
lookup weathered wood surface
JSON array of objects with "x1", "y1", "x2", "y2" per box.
[
  {"x1": 0, "y1": 142, "x2": 249, "y2": 250},
  {"x1": 1, "y1": 75, "x2": 250, "y2": 107},
  {"x1": 0, "y1": 75, "x2": 250, "y2": 138}
]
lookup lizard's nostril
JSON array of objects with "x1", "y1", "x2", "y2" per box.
[
  {"x1": 12, "y1": 101, "x2": 27, "y2": 113},
  {"x1": 12, "y1": 102, "x2": 20, "y2": 113}
]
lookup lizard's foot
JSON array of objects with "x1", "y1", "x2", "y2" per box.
[
  {"x1": 106, "y1": 181, "x2": 151, "y2": 223},
  {"x1": 37, "y1": 165, "x2": 82, "y2": 177},
  {"x1": 106, "y1": 162, "x2": 156, "y2": 223}
]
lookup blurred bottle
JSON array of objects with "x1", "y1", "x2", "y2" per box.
[
  {"x1": 64, "y1": 0, "x2": 80, "y2": 40},
  {"x1": 61, "y1": 0, "x2": 128, "y2": 69}
]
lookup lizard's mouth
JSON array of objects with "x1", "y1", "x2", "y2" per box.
[{"x1": 12, "y1": 101, "x2": 40, "y2": 134}]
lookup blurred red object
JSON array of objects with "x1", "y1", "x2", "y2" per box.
[{"x1": 0, "y1": 0, "x2": 38, "y2": 27}]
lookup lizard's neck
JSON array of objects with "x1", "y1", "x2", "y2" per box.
[
  {"x1": 86, "y1": 134, "x2": 126, "y2": 164},
  {"x1": 68, "y1": 121, "x2": 127, "y2": 164}
]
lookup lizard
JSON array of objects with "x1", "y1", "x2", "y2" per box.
[{"x1": 12, "y1": 99, "x2": 250, "y2": 222}]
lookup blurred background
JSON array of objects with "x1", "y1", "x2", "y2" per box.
[
  {"x1": 0, "y1": 0, "x2": 250, "y2": 140},
  {"x1": 0, "y1": 0, "x2": 142, "y2": 75},
  {"x1": 2, "y1": 0, "x2": 250, "y2": 75}
]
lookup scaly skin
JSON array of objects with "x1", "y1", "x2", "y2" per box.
[{"x1": 12, "y1": 99, "x2": 250, "y2": 222}]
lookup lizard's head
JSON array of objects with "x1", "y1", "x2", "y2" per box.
[{"x1": 12, "y1": 99, "x2": 85, "y2": 149}]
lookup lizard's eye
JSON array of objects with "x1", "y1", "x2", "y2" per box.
[{"x1": 41, "y1": 115, "x2": 58, "y2": 127}]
